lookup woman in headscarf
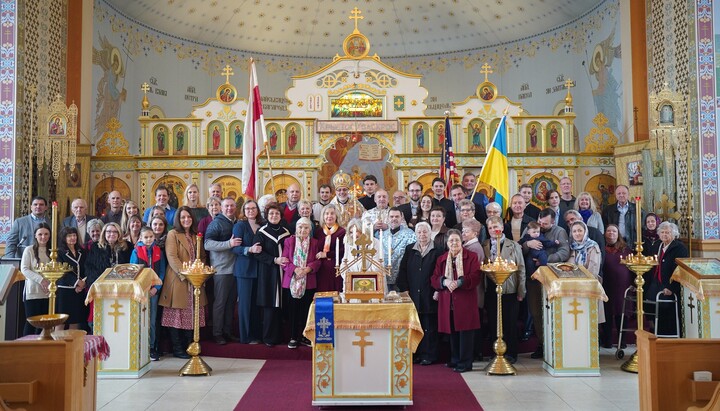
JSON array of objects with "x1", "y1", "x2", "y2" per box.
[
  {"x1": 642, "y1": 213, "x2": 662, "y2": 257},
  {"x1": 281, "y1": 217, "x2": 321, "y2": 349},
  {"x1": 313, "y1": 204, "x2": 345, "y2": 292},
  {"x1": 431, "y1": 229, "x2": 482, "y2": 373},
  {"x1": 567, "y1": 220, "x2": 605, "y2": 325},
  {"x1": 600, "y1": 224, "x2": 633, "y2": 348},
  {"x1": 646, "y1": 221, "x2": 688, "y2": 337},
  {"x1": 252, "y1": 203, "x2": 290, "y2": 347},
  {"x1": 398, "y1": 222, "x2": 443, "y2": 365}
]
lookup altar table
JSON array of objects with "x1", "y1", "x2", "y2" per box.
[
  {"x1": 86, "y1": 265, "x2": 161, "y2": 378},
  {"x1": 671, "y1": 258, "x2": 720, "y2": 339},
  {"x1": 303, "y1": 301, "x2": 423, "y2": 406},
  {"x1": 532, "y1": 264, "x2": 607, "y2": 377}
]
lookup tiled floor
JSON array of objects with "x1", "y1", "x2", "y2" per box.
[{"x1": 97, "y1": 347, "x2": 638, "y2": 410}]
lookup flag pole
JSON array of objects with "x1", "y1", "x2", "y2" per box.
[
  {"x1": 471, "y1": 105, "x2": 510, "y2": 202},
  {"x1": 264, "y1": 141, "x2": 276, "y2": 196}
]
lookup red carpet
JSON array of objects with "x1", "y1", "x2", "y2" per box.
[
  {"x1": 236, "y1": 360, "x2": 483, "y2": 410},
  {"x1": 201, "y1": 340, "x2": 312, "y2": 361}
]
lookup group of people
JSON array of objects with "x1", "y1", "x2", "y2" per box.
[{"x1": 6, "y1": 173, "x2": 687, "y2": 370}]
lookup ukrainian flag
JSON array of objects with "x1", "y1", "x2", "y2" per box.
[{"x1": 478, "y1": 115, "x2": 509, "y2": 212}]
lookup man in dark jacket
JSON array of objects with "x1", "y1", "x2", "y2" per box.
[{"x1": 601, "y1": 185, "x2": 645, "y2": 245}]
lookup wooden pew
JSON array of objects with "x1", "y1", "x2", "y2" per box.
[
  {"x1": 0, "y1": 331, "x2": 92, "y2": 410},
  {"x1": 637, "y1": 330, "x2": 720, "y2": 411}
]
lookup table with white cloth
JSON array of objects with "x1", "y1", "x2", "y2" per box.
[
  {"x1": 671, "y1": 258, "x2": 720, "y2": 339},
  {"x1": 85, "y1": 265, "x2": 161, "y2": 378},
  {"x1": 303, "y1": 300, "x2": 423, "y2": 406},
  {"x1": 532, "y1": 264, "x2": 608, "y2": 377}
]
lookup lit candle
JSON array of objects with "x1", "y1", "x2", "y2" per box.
[
  {"x1": 635, "y1": 196, "x2": 642, "y2": 245},
  {"x1": 335, "y1": 237, "x2": 340, "y2": 266},
  {"x1": 51, "y1": 201, "x2": 58, "y2": 252}
]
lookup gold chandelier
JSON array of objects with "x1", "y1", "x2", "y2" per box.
[{"x1": 36, "y1": 94, "x2": 78, "y2": 179}]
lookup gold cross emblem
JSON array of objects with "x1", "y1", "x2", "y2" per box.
[
  {"x1": 349, "y1": 7, "x2": 364, "y2": 31},
  {"x1": 108, "y1": 299, "x2": 125, "y2": 333},
  {"x1": 221, "y1": 64, "x2": 234, "y2": 84},
  {"x1": 141, "y1": 82, "x2": 150, "y2": 93},
  {"x1": 568, "y1": 298, "x2": 583, "y2": 331},
  {"x1": 352, "y1": 329, "x2": 373, "y2": 367},
  {"x1": 687, "y1": 294, "x2": 696, "y2": 324},
  {"x1": 480, "y1": 63, "x2": 493, "y2": 82}
]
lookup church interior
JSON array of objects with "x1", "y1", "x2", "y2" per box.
[{"x1": 2, "y1": 0, "x2": 720, "y2": 410}]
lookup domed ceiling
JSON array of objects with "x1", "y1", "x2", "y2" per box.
[{"x1": 105, "y1": 0, "x2": 603, "y2": 58}]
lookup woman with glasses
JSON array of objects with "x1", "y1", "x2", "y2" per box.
[{"x1": 232, "y1": 200, "x2": 264, "y2": 344}]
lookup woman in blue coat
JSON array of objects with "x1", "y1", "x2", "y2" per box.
[{"x1": 232, "y1": 200, "x2": 264, "y2": 344}]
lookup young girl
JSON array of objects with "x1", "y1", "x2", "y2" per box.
[
  {"x1": 20, "y1": 223, "x2": 52, "y2": 336},
  {"x1": 130, "y1": 226, "x2": 166, "y2": 360}
]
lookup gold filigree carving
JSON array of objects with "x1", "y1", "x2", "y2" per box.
[
  {"x1": 95, "y1": 117, "x2": 130, "y2": 156},
  {"x1": 317, "y1": 69, "x2": 350, "y2": 88},
  {"x1": 364, "y1": 69, "x2": 398, "y2": 88},
  {"x1": 583, "y1": 113, "x2": 617, "y2": 153}
]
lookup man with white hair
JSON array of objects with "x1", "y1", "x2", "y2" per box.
[
  {"x1": 62, "y1": 198, "x2": 90, "y2": 244},
  {"x1": 362, "y1": 189, "x2": 390, "y2": 233}
]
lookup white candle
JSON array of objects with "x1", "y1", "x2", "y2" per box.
[
  {"x1": 353, "y1": 228, "x2": 357, "y2": 247},
  {"x1": 335, "y1": 237, "x2": 340, "y2": 266},
  {"x1": 379, "y1": 228, "x2": 383, "y2": 254},
  {"x1": 387, "y1": 232, "x2": 392, "y2": 267}
]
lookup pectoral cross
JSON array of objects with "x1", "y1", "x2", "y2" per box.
[
  {"x1": 568, "y1": 298, "x2": 583, "y2": 331},
  {"x1": 688, "y1": 294, "x2": 696, "y2": 324},
  {"x1": 221, "y1": 65, "x2": 234, "y2": 84},
  {"x1": 480, "y1": 63, "x2": 493, "y2": 82},
  {"x1": 317, "y1": 317, "x2": 332, "y2": 337},
  {"x1": 352, "y1": 329, "x2": 373, "y2": 367},
  {"x1": 109, "y1": 299, "x2": 125, "y2": 333}
]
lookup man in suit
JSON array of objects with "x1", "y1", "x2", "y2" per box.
[
  {"x1": 280, "y1": 183, "x2": 301, "y2": 234},
  {"x1": 601, "y1": 185, "x2": 644, "y2": 245},
  {"x1": 358, "y1": 175, "x2": 378, "y2": 211},
  {"x1": 62, "y1": 198, "x2": 90, "y2": 244},
  {"x1": 431, "y1": 178, "x2": 456, "y2": 228},
  {"x1": 398, "y1": 180, "x2": 423, "y2": 225},
  {"x1": 5, "y1": 196, "x2": 48, "y2": 258},
  {"x1": 101, "y1": 191, "x2": 124, "y2": 224}
]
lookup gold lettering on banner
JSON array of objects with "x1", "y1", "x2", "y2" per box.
[
  {"x1": 109, "y1": 299, "x2": 125, "y2": 333},
  {"x1": 352, "y1": 329, "x2": 373, "y2": 367},
  {"x1": 568, "y1": 298, "x2": 583, "y2": 331},
  {"x1": 358, "y1": 143, "x2": 382, "y2": 161}
]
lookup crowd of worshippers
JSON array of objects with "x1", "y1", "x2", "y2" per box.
[{"x1": 7, "y1": 174, "x2": 687, "y2": 370}]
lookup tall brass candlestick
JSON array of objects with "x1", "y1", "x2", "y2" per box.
[{"x1": 620, "y1": 195, "x2": 658, "y2": 373}]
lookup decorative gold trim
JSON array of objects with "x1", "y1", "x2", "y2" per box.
[{"x1": 583, "y1": 113, "x2": 618, "y2": 153}]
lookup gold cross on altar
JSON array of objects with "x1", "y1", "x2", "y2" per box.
[
  {"x1": 480, "y1": 63, "x2": 493, "y2": 82},
  {"x1": 109, "y1": 300, "x2": 125, "y2": 332},
  {"x1": 568, "y1": 298, "x2": 583, "y2": 331},
  {"x1": 221, "y1": 65, "x2": 234, "y2": 84},
  {"x1": 141, "y1": 82, "x2": 150, "y2": 94},
  {"x1": 687, "y1": 294, "x2": 695, "y2": 324},
  {"x1": 349, "y1": 7, "x2": 363, "y2": 31},
  {"x1": 352, "y1": 329, "x2": 373, "y2": 367}
]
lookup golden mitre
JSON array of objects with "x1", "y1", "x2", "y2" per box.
[{"x1": 332, "y1": 169, "x2": 352, "y2": 189}]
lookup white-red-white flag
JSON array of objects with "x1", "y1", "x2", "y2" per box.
[{"x1": 241, "y1": 60, "x2": 267, "y2": 199}]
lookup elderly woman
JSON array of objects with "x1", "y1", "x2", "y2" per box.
[
  {"x1": 281, "y1": 217, "x2": 321, "y2": 349},
  {"x1": 20, "y1": 223, "x2": 51, "y2": 335},
  {"x1": 85, "y1": 218, "x2": 104, "y2": 250},
  {"x1": 313, "y1": 204, "x2": 346, "y2": 292},
  {"x1": 482, "y1": 216, "x2": 525, "y2": 363},
  {"x1": 574, "y1": 192, "x2": 604, "y2": 234},
  {"x1": 232, "y1": 200, "x2": 264, "y2": 344},
  {"x1": 646, "y1": 221, "x2": 688, "y2": 337},
  {"x1": 159, "y1": 206, "x2": 207, "y2": 359},
  {"x1": 398, "y1": 222, "x2": 443, "y2": 365},
  {"x1": 431, "y1": 229, "x2": 482, "y2": 373},
  {"x1": 642, "y1": 213, "x2": 662, "y2": 257},
  {"x1": 198, "y1": 196, "x2": 221, "y2": 237},
  {"x1": 184, "y1": 183, "x2": 210, "y2": 222},
  {"x1": 601, "y1": 224, "x2": 633, "y2": 348},
  {"x1": 253, "y1": 203, "x2": 290, "y2": 347},
  {"x1": 430, "y1": 206, "x2": 449, "y2": 251},
  {"x1": 567, "y1": 221, "x2": 605, "y2": 325}
]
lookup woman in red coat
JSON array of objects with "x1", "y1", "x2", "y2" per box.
[
  {"x1": 281, "y1": 217, "x2": 321, "y2": 349},
  {"x1": 431, "y1": 229, "x2": 482, "y2": 373}
]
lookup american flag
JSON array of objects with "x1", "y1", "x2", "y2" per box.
[{"x1": 439, "y1": 115, "x2": 458, "y2": 196}]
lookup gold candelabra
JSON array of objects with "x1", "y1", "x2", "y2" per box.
[
  {"x1": 28, "y1": 201, "x2": 71, "y2": 339},
  {"x1": 178, "y1": 234, "x2": 215, "y2": 376},
  {"x1": 480, "y1": 232, "x2": 518, "y2": 376},
  {"x1": 619, "y1": 196, "x2": 658, "y2": 373}
]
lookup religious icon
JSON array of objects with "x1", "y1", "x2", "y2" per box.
[
  {"x1": 288, "y1": 126, "x2": 298, "y2": 152},
  {"x1": 476, "y1": 81, "x2": 497, "y2": 103},
  {"x1": 627, "y1": 161, "x2": 643, "y2": 186},
  {"x1": 286, "y1": 123, "x2": 301, "y2": 154},
  {"x1": 416, "y1": 125, "x2": 425, "y2": 149},
  {"x1": 585, "y1": 174, "x2": 616, "y2": 209},
  {"x1": 228, "y1": 120, "x2": 244, "y2": 154},
  {"x1": 529, "y1": 173, "x2": 558, "y2": 207},
  {"x1": 154, "y1": 125, "x2": 167, "y2": 155},
  {"x1": 413, "y1": 123, "x2": 428, "y2": 153},
  {"x1": 468, "y1": 120, "x2": 485, "y2": 152},
  {"x1": 216, "y1": 84, "x2": 237, "y2": 104},
  {"x1": 546, "y1": 123, "x2": 561, "y2": 153},
  {"x1": 66, "y1": 163, "x2": 81, "y2": 188},
  {"x1": 527, "y1": 123, "x2": 540, "y2": 152},
  {"x1": 212, "y1": 126, "x2": 221, "y2": 150},
  {"x1": 481, "y1": 87, "x2": 493, "y2": 100},
  {"x1": 660, "y1": 104, "x2": 674, "y2": 126},
  {"x1": 344, "y1": 34, "x2": 369, "y2": 58},
  {"x1": 234, "y1": 125, "x2": 243, "y2": 150},
  {"x1": 436, "y1": 122, "x2": 446, "y2": 151},
  {"x1": 352, "y1": 277, "x2": 377, "y2": 292},
  {"x1": 175, "y1": 126, "x2": 185, "y2": 154},
  {"x1": 267, "y1": 124, "x2": 279, "y2": 153},
  {"x1": 207, "y1": 121, "x2": 225, "y2": 155},
  {"x1": 49, "y1": 116, "x2": 66, "y2": 136}
]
